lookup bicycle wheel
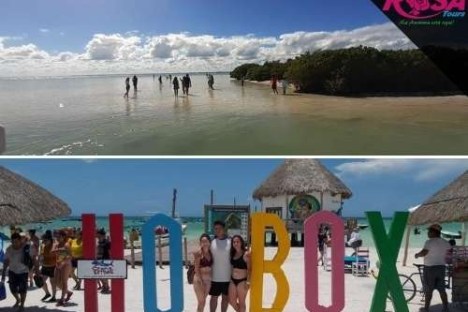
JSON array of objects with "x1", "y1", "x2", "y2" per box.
[{"x1": 387, "y1": 274, "x2": 417, "y2": 303}]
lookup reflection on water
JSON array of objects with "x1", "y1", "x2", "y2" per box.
[{"x1": 0, "y1": 74, "x2": 467, "y2": 155}]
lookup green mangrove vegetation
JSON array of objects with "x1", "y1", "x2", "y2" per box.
[{"x1": 230, "y1": 46, "x2": 461, "y2": 96}]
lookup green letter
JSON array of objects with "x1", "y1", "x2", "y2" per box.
[{"x1": 366, "y1": 211, "x2": 409, "y2": 312}]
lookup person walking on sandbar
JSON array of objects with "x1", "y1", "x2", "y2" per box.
[
  {"x1": 132, "y1": 75, "x2": 138, "y2": 91},
  {"x1": 124, "y1": 77, "x2": 130, "y2": 98},
  {"x1": 173, "y1": 76, "x2": 180, "y2": 98}
]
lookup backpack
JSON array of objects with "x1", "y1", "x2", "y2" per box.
[
  {"x1": 186, "y1": 264, "x2": 195, "y2": 285},
  {"x1": 23, "y1": 244, "x2": 34, "y2": 270}
]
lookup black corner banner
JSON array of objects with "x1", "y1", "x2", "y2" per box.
[{"x1": 370, "y1": 0, "x2": 468, "y2": 95}]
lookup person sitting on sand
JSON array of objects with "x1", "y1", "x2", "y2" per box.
[
  {"x1": 193, "y1": 234, "x2": 213, "y2": 312},
  {"x1": 229, "y1": 235, "x2": 250, "y2": 312}
]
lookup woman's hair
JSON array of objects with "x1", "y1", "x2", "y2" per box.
[
  {"x1": 199, "y1": 233, "x2": 211, "y2": 242},
  {"x1": 230, "y1": 235, "x2": 246, "y2": 259}
]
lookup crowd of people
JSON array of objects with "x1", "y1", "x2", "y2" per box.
[
  {"x1": 0, "y1": 227, "x2": 111, "y2": 311},
  {"x1": 124, "y1": 73, "x2": 218, "y2": 99},
  {"x1": 192, "y1": 220, "x2": 250, "y2": 312}
]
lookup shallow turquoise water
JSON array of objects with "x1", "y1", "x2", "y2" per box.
[{"x1": 1, "y1": 74, "x2": 467, "y2": 155}]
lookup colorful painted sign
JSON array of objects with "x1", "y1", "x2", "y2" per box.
[
  {"x1": 77, "y1": 260, "x2": 127, "y2": 279},
  {"x1": 288, "y1": 195, "x2": 321, "y2": 220},
  {"x1": 204, "y1": 205, "x2": 250, "y2": 241},
  {"x1": 81, "y1": 211, "x2": 410, "y2": 312}
]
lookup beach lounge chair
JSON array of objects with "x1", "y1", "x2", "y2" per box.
[{"x1": 352, "y1": 247, "x2": 370, "y2": 276}]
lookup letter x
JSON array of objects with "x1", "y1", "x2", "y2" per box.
[{"x1": 366, "y1": 211, "x2": 409, "y2": 312}]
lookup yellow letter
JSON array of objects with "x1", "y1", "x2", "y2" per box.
[{"x1": 250, "y1": 212, "x2": 290, "y2": 312}]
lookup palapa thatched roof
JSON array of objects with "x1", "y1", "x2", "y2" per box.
[
  {"x1": 252, "y1": 159, "x2": 352, "y2": 200},
  {"x1": 409, "y1": 170, "x2": 468, "y2": 225},
  {"x1": 0, "y1": 166, "x2": 72, "y2": 226}
]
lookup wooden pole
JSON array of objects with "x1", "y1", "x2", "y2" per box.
[
  {"x1": 184, "y1": 237, "x2": 188, "y2": 268},
  {"x1": 402, "y1": 225, "x2": 412, "y2": 267},
  {"x1": 172, "y1": 189, "x2": 177, "y2": 218},
  {"x1": 0, "y1": 125, "x2": 5, "y2": 154},
  {"x1": 158, "y1": 235, "x2": 163, "y2": 269}
]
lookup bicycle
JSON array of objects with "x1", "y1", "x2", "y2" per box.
[{"x1": 370, "y1": 263, "x2": 425, "y2": 303}]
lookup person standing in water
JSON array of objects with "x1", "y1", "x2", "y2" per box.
[
  {"x1": 158, "y1": 75, "x2": 163, "y2": 85},
  {"x1": 132, "y1": 75, "x2": 138, "y2": 91},
  {"x1": 173, "y1": 76, "x2": 179, "y2": 98},
  {"x1": 271, "y1": 75, "x2": 278, "y2": 94},
  {"x1": 124, "y1": 77, "x2": 130, "y2": 98},
  {"x1": 208, "y1": 74, "x2": 215, "y2": 90},
  {"x1": 281, "y1": 78, "x2": 288, "y2": 95}
]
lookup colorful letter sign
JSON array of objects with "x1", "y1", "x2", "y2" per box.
[
  {"x1": 304, "y1": 211, "x2": 345, "y2": 312},
  {"x1": 367, "y1": 211, "x2": 409, "y2": 312},
  {"x1": 250, "y1": 212, "x2": 290, "y2": 312},
  {"x1": 142, "y1": 213, "x2": 183, "y2": 312}
]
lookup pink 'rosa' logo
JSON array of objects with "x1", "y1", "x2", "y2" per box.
[{"x1": 383, "y1": 0, "x2": 465, "y2": 19}]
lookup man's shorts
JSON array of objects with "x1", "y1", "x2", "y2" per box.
[
  {"x1": 424, "y1": 265, "x2": 446, "y2": 293},
  {"x1": 8, "y1": 271, "x2": 28, "y2": 294},
  {"x1": 209, "y1": 281, "x2": 230, "y2": 296},
  {"x1": 41, "y1": 266, "x2": 55, "y2": 278}
]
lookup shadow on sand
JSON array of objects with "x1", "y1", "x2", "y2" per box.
[{"x1": 0, "y1": 303, "x2": 79, "y2": 312}]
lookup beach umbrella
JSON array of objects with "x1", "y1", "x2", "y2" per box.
[
  {"x1": 402, "y1": 204, "x2": 421, "y2": 266},
  {"x1": 408, "y1": 170, "x2": 468, "y2": 226},
  {"x1": 403, "y1": 170, "x2": 468, "y2": 265},
  {"x1": 0, "y1": 166, "x2": 72, "y2": 226}
]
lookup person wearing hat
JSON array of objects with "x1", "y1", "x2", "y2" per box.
[{"x1": 415, "y1": 224, "x2": 451, "y2": 312}]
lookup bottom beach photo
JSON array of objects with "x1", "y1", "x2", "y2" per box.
[{"x1": 0, "y1": 158, "x2": 467, "y2": 312}]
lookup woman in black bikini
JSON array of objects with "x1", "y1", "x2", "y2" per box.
[
  {"x1": 193, "y1": 234, "x2": 213, "y2": 312},
  {"x1": 229, "y1": 235, "x2": 250, "y2": 312}
]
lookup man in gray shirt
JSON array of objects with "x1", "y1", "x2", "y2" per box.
[
  {"x1": 210, "y1": 220, "x2": 232, "y2": 312},
  {"x1": 1, "y1": 232, "x2": 34, "y2": 311}
]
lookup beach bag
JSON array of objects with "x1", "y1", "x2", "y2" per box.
[
  {"x1": 0, "y1": 282, "x2": 6, "y2": 301},
  {"x1": 23, "y1": 244, "x2": 34, "y2": 270},
  {"x1": 186, "y1": 264, "x2": 195, "y2": 285},
  {"x1": 34, "y1": 274, "x2": 44, "y2": 288}
]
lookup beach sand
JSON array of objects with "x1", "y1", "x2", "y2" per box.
[{"x1": 1, "y1": 247, "x2": 465, "y2": 312}]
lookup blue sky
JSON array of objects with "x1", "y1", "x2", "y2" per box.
[
  {"x1": 0, "y1": 0, "x2": 411, "y2": 76},
  {"x1": 0, "y1": 159, "x2": 466, "y2": 218},
  {"x1": 1, "y1": 0, "x2": 386, "y2": 52}
]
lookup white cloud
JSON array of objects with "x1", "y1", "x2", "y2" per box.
[
  {"x1": 0, "y1": 22, "x2": 414, "y2": 77},
  {"x1": 335, "y1": 159, "x2": 468, "y2": 182},
  {"x1": 39, "y1": 28, "x2": 50, "y2": 33}
]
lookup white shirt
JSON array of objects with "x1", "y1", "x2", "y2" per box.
[
  {"x1": 348, "y1": 231, "x2": 361, "y2": 244},
  {"x1": 423, "y1": 237, "x2": 451, "y2": 266},
  {"x1": 210, "y1": 237, "x2": 232, "y2": 282},
  {"x1": 5, "y1": 245, "x2": 29, "y2": 274}
]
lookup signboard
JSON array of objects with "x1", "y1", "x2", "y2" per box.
[
  {"x1": 77, "y1": 260, "x2": 128, "y2": 279},
  {"x1": 204, "y1": 205, "x2": 250, "y2": 242}
]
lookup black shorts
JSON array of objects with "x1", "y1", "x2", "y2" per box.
[
  {"x1": 209, "y1": 281, "x2": 230, "y2": 296},
  {"x1": 424, "y1": 265, "x2": 446, "y2": 293},
  {"x1": 41, "y1": 266, "x2": 55, "y2": 278},
  {"x1": 72, "y1": 258, "x2": 80, "y2": 268},
  {"x1": 8, "y1": 272, "x2": 28, "y2": 294}
]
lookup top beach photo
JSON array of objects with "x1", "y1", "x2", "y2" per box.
[{"x1": 0, "y1": 0, "x2": 467, "y2": 156}]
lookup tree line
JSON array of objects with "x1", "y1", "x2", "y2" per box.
[{"x1": 230, "y1": 46, "x2": 461, "y2": 96}]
